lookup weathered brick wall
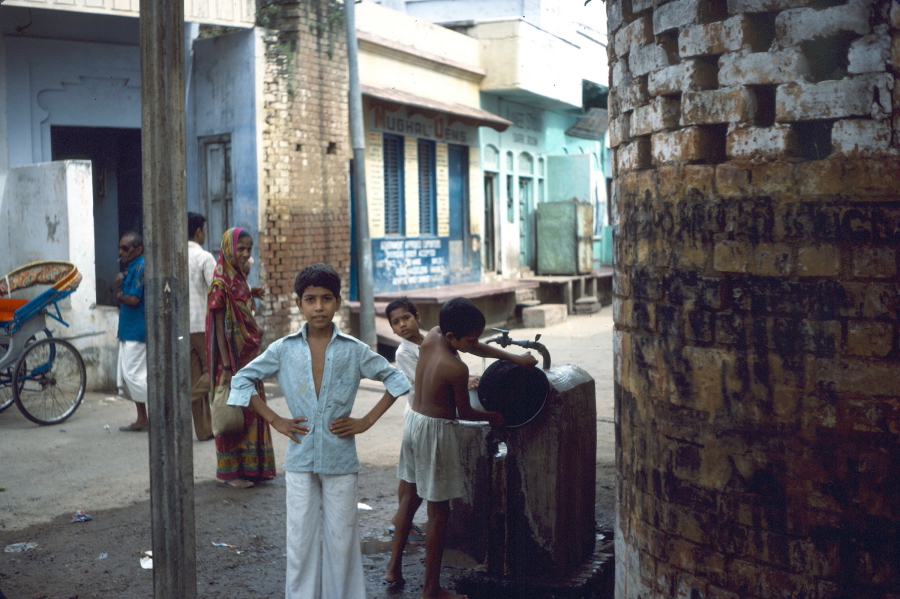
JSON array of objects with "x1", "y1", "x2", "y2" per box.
[
  {"x1": 259, "y1": 0, "x2": 351, "y2": 342},
  {"x1": 609, "y1": 0, "x2": 900, "y2": 596}
]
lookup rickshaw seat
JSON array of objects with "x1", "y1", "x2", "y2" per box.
[{"x1": 0, "y1": 298, "x2": 28, "y2": 323}]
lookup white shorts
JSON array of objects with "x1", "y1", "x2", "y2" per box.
[
  {"x1": 117, "y1": 340, "x2": 148, "y2": 403},
  {"x1": 397, "y1": 410, "x2": 464, "y2": 503}
]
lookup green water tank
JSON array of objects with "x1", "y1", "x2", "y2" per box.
[{"x1": 536, "y1": 199, "x2": 594, "y2": 275}]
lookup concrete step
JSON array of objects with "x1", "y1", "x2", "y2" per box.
[
  {"x1": 574, "y1": 296, "x2": 601, "y2": 314},
  {"x1": 515, "y1": 288, "x2": 537, "y2": 303},
  {"x1": 522, "y1": 303, "x2": 567, "y2": 328},
  {"x1": 515, "y1": 299, "x2": 541, "y2": 319}
]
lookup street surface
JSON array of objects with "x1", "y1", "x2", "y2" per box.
[{"x1": 0, "y1": 309, "x2": 614, "y2": 598}]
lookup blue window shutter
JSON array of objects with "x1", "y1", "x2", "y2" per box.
[
  {"x1": 383, "y1": 134, "x2": 404, "y2": 235},
  {"x1": 417, "y1": 140, "x2": 436, "y2": 235}
]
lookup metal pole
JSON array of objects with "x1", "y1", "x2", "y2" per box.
[
  {"x1": 139, "y1": 0, "x2": 197, "y2": 596},
  {"x1": 345, "y1": 0, "x2": 376, "y2": 349}
]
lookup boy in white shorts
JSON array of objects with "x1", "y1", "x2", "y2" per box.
[{"x1": 383, "y1": 297, "x2": 536, "y2": 598}]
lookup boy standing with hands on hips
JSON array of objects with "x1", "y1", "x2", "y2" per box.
[{"x1": 228, "y1": 263, "x2": 410, "y2": 599}]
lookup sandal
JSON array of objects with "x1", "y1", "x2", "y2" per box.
[{"x1": 218, "y1": 479, "x2": 255, "y2": 489}]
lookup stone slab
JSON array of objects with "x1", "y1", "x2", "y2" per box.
[{"x1": 523, "y1": 304, "x2": 568, "y2": 328}]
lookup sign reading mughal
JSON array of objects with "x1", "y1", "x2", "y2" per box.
[{"x1": 371, "y1": 106, "x2": 477, "y2": 146}]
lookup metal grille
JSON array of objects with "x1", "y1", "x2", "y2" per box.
[
  {"x1": 383, "y1": 134, "x2": 404, "y2": 235},
  {"x1": 418, "y1": 140, "x2": 436, "y2": 235}
]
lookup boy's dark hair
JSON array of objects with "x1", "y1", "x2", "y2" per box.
[
  {"x1": 385, "y1": 297, "x2": 418, "y2": 320},
  {"x1": 439, "y1": 297, "x2": 485, "y2": 339},
  {"x1": 294, "y1": 263, "x2": 341, "y2": 298},
  {"x1": 187, "y1": 212, "x2": 206, "y2": 239}
]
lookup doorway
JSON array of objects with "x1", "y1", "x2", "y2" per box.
[
  {"x1": 518, "y1": 176, "x2": 534, "y2": 270},
  {"x1": 483, "y1": 172, "x2": 498, "y2": 273},
  {"x1": 51, "y1": 126, "x2": 142, "y2": 306},
  {"x1": 199, "y1": 134, "x2": 233, "y2": 252},
  {"x1": 447, "y1": 145, "x2": 469, "y2": 273}
]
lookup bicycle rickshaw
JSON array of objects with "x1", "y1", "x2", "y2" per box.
[{"x1": 0, "y1": 261, "x2": 87, "y2": 425}]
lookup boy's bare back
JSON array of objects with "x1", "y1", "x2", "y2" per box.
[{"x1": 411, "y1": 326, "x2": 469, "y2": 420}]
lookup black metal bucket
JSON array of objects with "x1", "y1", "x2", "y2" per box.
[{"x1": 477, "y1": 360, "x2": 549, "y2": 428}]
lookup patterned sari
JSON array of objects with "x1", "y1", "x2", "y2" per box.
[{"x1": 206, "y1": 228, "x2": 276, "y2": 482}]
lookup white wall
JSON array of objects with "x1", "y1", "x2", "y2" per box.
[
  {"x1": 4, "y1": 37, "x2": 141, "y2": 168},
  {"x1": 1, "y1": 161, "x2": 118, "y2": 390}
]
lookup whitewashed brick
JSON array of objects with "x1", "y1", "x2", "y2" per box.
[
  {"x1": 726, "y1": 124, "x2": 798, "y2": 158},
  {"x1": 608, "y1": 0, "x2": 625, "y2": 34},
  {"x1": 631, "y1": 97, "x2": 681, "y2": 136},
  {"x1": 615, "y1": 138, "x2": 652, "y2": 173},
  {"x1": 679, "y1": 15, "x2": 757, "y2": 58},
  {"x1": 682, "y1": 87, "x2": 758, "y2": 125},
  {"x1": 775, "y1": 3, "x2": 872, "y2": 49},
  {"x1": 727, "y1": 0, "x2": 804, "y2": 11},
  {"x1": 648, "y1": 60, "x2": 718, "y2": 97},
  {"x1": 848, "y1": 26, "x2": 891, "y2": 74},
  {"x1": 629, "y1": 44, "x2": 676, "y2": 77},
  {"x1": 652, "y1": 127, "x2": 719, "y2": 163},
  {"x1": 718, "y1": 49, "x2": 811, "y2": 86},
  {"x1": 615, "y1": 15, "x2": 653, "y2": 57},
  {"x1": 776, "y1": 74, "x2": 894, "y2": 122},
  {"x1": 631, "y1": 0, "x2": 654, "y2": 14},
  {"x1": 654, "y1": 0, "x2": 713, "y2": 35},
  {"x1": 612, "y1": 60, "x2": 631, "y2": 88},
  {"x1": 619, "y1": 77, "x2": 650, "y2": 113},
  {"x1": 609, "y1": 114, "x2": 632, "y2": 148},
  {"x1": 831, "y1": 119, "x2": 892, "y2": 152}
]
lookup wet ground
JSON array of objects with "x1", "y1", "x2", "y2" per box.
[{"x1": 0, "y1": 311, "x2": 615, "y2": 598}]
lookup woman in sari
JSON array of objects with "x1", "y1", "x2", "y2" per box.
[{"x1": 207, "y1": 227, "x2": 276, "y2": 489}]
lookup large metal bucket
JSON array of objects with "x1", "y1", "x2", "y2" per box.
[{"x1": 476, "y1": 360, "x2": 549, "y2": 428}]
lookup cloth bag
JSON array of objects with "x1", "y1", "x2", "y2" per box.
[{"x1": 210, "y1": 384, "x2": 244, "y2": 437}]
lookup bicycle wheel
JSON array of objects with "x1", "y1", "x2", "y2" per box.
[
  {"x1": 13, "y1": 337, "x2": 86, "y2": 425},
  {"x1": 0, "y1": 329, "x2": 51, "y2": 414},
  {"x1": 0, "y1": 364, "x2": 13, "y2": 413}
]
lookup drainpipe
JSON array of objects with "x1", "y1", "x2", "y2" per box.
[{"x1": 345, "y1": 0, "x2": 376, "y2": 349}]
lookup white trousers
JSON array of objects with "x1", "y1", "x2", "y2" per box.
[
  {"x1": 117, "y1": 340, "x2": 148, "y2": 403},
  {"x1": 285, "y1": 471, "x2": 365, "y2": 599}
]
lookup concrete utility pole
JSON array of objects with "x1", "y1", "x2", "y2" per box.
[
  {"x1": 140, "y1": 0, "x2": 197, "y2": 596},
  {"x1": 345, "y1": 0, "x2": 376, "y2": 349}
]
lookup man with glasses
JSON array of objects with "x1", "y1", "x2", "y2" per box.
[{"x1": 116, "y1": 231, "x2": 149, "y2": 432}]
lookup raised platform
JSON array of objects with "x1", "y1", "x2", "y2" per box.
[
  {"x1": 347, "y1": 280, "x2": 539, "y2": 358},
  {"x1": 523, "y1": 267, "x2": 613, "y2": 314},
  {"x1": 372, "y1": 279, "x2": 540, "y2": 332}
]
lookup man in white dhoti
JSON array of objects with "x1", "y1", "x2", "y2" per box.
[{"x1": 116, "y1": 231, "x2": 149, "y2": 432}]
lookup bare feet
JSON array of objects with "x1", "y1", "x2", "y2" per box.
[
  {"x1": 220, "y1": 479, "x2": 255, "y2": 489},
  {"x1": 421, "y1": 589, "x2": 467, "y2": 599},
  {"x1": 382, "y1": 571, "x2": 404, "y2": 587}
]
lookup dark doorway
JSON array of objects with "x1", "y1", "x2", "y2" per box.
[
  {"x1": 448, "y1": 144, "x2": 469, "y2": 273},
  {"x1": 51, "y1": 126, "x2": 142, "y2": 306}
]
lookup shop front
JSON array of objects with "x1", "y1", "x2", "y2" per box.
[{"x1": 353, "y1": 86, "x2": 510, "y2": 297}]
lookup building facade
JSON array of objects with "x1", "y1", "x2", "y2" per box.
[
  {"x1": 373, "y1": 0, "x2": 613, "y2": 278},
  {"x1": 353, "y1": 1, "x2": 511, "y2": 296},
  {"x1": 0, "y1": 0, "x2": 350, "y2": 385}
]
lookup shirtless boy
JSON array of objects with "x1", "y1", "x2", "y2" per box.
[{"x1": 385, "y1": 297, "x2": 538, "y2": 598}]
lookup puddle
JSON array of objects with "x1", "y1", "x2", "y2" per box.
[
  {"x1": 360, "y1": 536, "x2": 425, "y2": 559},
  {"x1": 361, "y1": 537, "x2": 393, "y2": 556}
]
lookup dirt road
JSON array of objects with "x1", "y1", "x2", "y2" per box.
[{"x1": 0, "y1": 310, "x2": 614, "y2": 598}]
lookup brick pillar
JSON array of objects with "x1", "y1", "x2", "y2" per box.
[
  {"x1": 259, "y1": 0, "x2": 351, "y2": 342},
  {"x1": 609, "y1": 0, "x2": 900, "y2": 596}
]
